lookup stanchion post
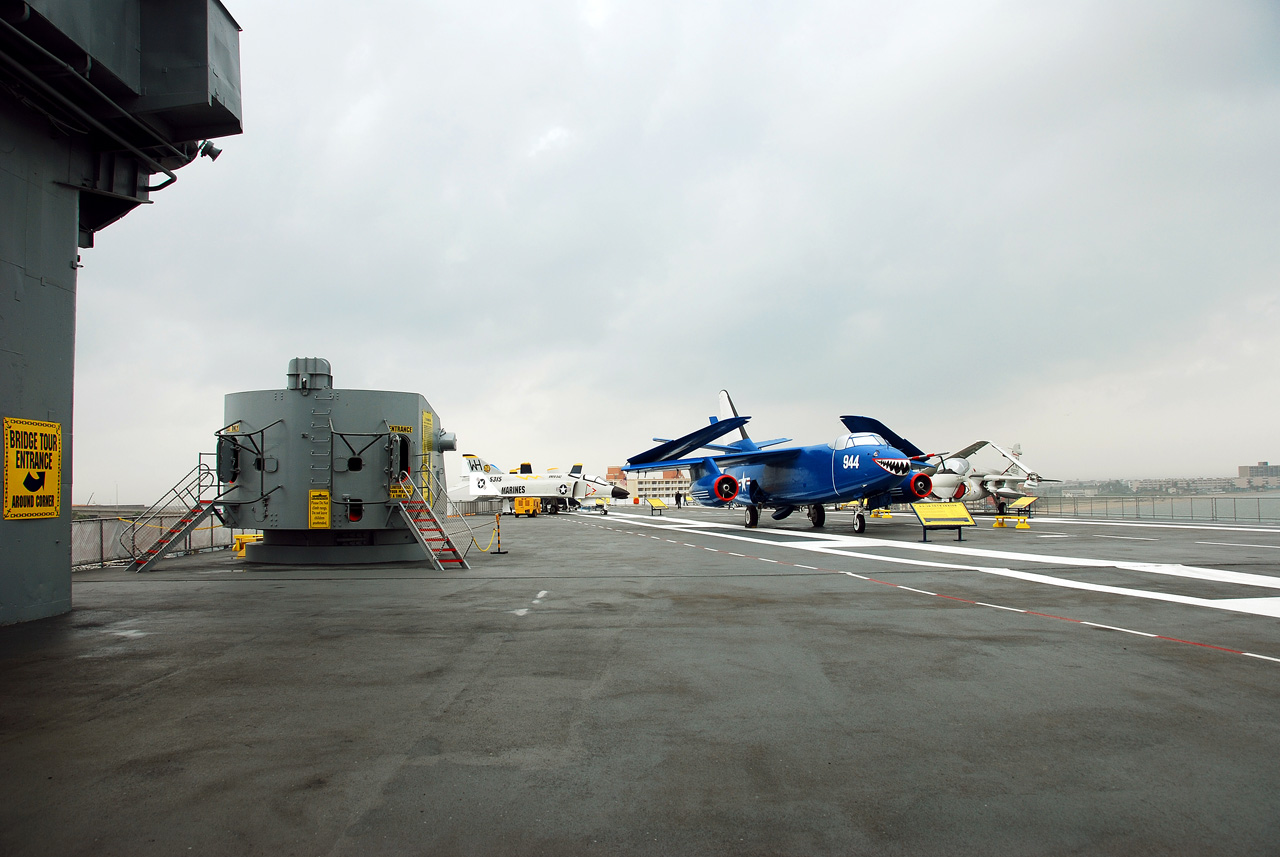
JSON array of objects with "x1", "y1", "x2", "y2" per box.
[{"x1": 491, "y1": 513, "x2": 508, "y2": 554}]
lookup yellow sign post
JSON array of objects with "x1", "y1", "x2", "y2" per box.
[
  {"x1": 308, "y1": 489, "x2": 331, "y2": 529},
  {"x1": 994, "y1": 496, "x2": 1037, "y2": 529},
  {"x1": 4, "y1": 417, "x2": 62, "y2": 520}
]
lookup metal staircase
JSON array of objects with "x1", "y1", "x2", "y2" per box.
[
  {"x1": 394, "y1": 473, "x2": 473, "y2": 570},
  {"x1": 122, "y1": 456, "x2": 223, "y2": 573}
]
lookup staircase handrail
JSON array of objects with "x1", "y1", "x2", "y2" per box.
[
  {"x1": 395, "y1": 470, "x2": 477, "y2": 561},
  {"x1": 118, "y1": 456, "x2": 219, "y2": 560}
]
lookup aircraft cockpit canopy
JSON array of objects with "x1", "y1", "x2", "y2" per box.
[{"x1": 828, "y1": 432, "x2": 886, "y2": 450}]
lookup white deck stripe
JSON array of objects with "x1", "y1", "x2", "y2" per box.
[
  {"x1": 1243, "y1": 652, "x2": 1280, "y2": 663},
  {"x1": 574, "y1": 517, "x2": 1280, "y2": 660},
  {"x1": 602, "y1": 512, "x2": 1280, "y2": 592},
  {"x1": 597, "y1": 512, "x2": 1280, "y2": 617},
  {"x1": 1080, "y1": 621, "x2": 1157, "y2": 637},
  {"x1": 1033, "y1": 517, "x2": 1280, "y2": 534}
]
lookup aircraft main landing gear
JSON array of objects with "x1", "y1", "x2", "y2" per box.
[
  {"x1": 853, "y1": 511, "x2": 866, "y2": 534},
  {"x1": 744, "y1": 506, "x2": 759, "y2": 528},
  {"x1": 807, "y1": 504, "x2": 826, "y2": 528}
]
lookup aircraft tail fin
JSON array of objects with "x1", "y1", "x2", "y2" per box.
[
  {"x1": 461, "y1": 453, "x2": 503, "y2": 476},
  {"x1": 987, "y1": 443, "x2": 1055, "y2": 483},
  {"x1": 718, "y1": 390, "x2": 751, "y2": 442},
  {"x1": 628, "y1": 416, "x2": 751, "y2": 466}
]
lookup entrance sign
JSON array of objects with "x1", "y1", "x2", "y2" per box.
[{"x1": 4, "y1": 417, "x2": 62, "y2": 520}]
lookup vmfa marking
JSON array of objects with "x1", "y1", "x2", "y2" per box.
[{"x1": 4, "y1": 417, "x2": 62, "y2": 519}]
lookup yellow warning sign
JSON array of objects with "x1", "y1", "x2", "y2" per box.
[
  {"x1": 910, "y1": 501, "x2": 975, "y2": 528},
  {"x1": 308, "y1": 490, "x2": 331, "y2": 529},
  {"x1": 421, "y1": 410, "x2": 434, "y2": 501},
  {"x1": 388, "y1": 424, "x2": 413, "y2": 434},
  {"x1": 4, "y1": 417, "x2": 62, "y2": 520}
]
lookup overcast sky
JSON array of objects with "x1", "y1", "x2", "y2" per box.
[{"x1": 73, "y1": 0, "x2": 1280, "y2": 503}]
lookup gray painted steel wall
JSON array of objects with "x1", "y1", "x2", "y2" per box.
[
  {"x1": 0, "y1": 103, "x2": 80, "y2": 623},
  {"x1": 221, "y1": 361, "x2": 454, "y2": 564},
  {"x1": 0, "y1": 0, "x2": 242, "y2": 624}
]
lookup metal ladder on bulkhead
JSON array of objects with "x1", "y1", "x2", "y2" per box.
[
  {"x1": 123, "y1": 457, "x2": 222, "y2": 572},
  {"x1": 394, "y1": 476, "x2": 471, "y2": 570},
  {"x1": 309, "y1": 405, "x2": 333, "y2": 491}
]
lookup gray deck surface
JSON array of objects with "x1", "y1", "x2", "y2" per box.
[{"x1": 3, "y1": 506, "x2": 1279, "y2": 855}]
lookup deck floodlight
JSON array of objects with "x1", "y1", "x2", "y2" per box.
[{"x1": 199, "y1": 140, "x2": 222, "y2": 161}]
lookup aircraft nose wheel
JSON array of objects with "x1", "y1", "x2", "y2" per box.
[
  {"x1": 853, "y1": 511, "x2": 866, "y2": 534},
  {"x1": 807, "y1": 504, "x2": 826, "y2": 528},
  {"x1": 744, "y1": 506, "x2": 759, "y2": 528}
]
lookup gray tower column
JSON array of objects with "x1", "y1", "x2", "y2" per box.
[
  {"x1": 0, "y1": 0, "x2": 243, "y2": 624},
  {"x1": 0, "y1": 105, "x2": 81, "y2": 621}
]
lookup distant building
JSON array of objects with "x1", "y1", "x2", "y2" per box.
[
  {"x1": 624, "y1": 469, "x2": 691, "y2": 501},
  {"x1": 1239, "y1": 461, "x2": 1280, "y2": 478},
  {"x1": 1129, "y1": 477, "x2": 1236, "y2": 494},
  {"x1": 1236, "y1": 462, "x2": 1280, "y2": 489}
]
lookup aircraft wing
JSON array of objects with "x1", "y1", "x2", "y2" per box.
[
  {"x1": 622, "y1": 446, "x2": 801, "y2": 473},
  {"x1": 948, "y1": 440, "x2": 990, "y2": 460},
  {"x1": 707, "y1": 447, "x2": 803, "y2": 468},
  {"x1": 838, "y1": 416, "x2": 925, "y2": 458},
  {"x1": 681, "y1": 437, "x2": 792, "y2": 454},
  {"x1": 985, "y1": 442, "x2": 1057, "y2": 482},
  {"x1": 627, "y1": 416, "x2": 751, "y2": 465},
  {"x1": 980, "y1": 472, "x2": 1026, "y2": 484}
]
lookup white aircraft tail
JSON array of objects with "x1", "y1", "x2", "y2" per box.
[
  {"x1": 718, "y1": 389, "x2": 751, "y2": 441},
  {"x1": 461, "y1": 453, "x2": 502, "y2": 476}
]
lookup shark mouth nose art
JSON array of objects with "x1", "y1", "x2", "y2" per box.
[{"x1": 874, "y1": 457, "x2": 911, "y2": 477}]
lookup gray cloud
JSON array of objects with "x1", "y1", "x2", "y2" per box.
[{"x1": 74, "y1": 0, "x2": 1280, "y2": 501}]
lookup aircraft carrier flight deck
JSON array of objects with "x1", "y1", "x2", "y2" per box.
[{"x1": 3, "y1": 507, "x2": 1279, "y2": 856}]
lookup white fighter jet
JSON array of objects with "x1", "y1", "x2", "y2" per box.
[
  {"x1": 922, "y1": 442, "x2": 1057, "y2": 513},
  {"x1": 448, "y1": 455, "x2": 628, "y2": 513}
]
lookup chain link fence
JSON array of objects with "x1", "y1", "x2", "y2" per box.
[
  {"x1": 452, "y1": 499, "x2": 503, "y2": 517},
  {"x1": 72, "y1": 514, "x2": 256, "y2": 568},
  {"x1": 73, "y1": 498, "x2": 512, "y2": 569},
  {"x1": 1030, "y1": 495, "x2": 1280, "y2": 524}
]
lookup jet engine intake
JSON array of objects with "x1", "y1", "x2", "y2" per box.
[
  {"x1": 888, "y1": 472, "x2": 932, "y2": 503},
  {"x1": 713, "y1": 473, "x2": 739, "y2": 502},
  {"x1": 691, "y1": 471, "x2": 740, "y2": 506},
  {"x1": 908, "y1": 472, "x2": 932, "y2": 498}
]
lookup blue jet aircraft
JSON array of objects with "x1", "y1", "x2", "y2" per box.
[{"x1": 623, "y1": 392, "x2": 933, "y2": 532}]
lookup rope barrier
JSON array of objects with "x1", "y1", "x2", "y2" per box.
[{"x1": 472, "y1": 525, "x2": 498, "y2": 552}]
